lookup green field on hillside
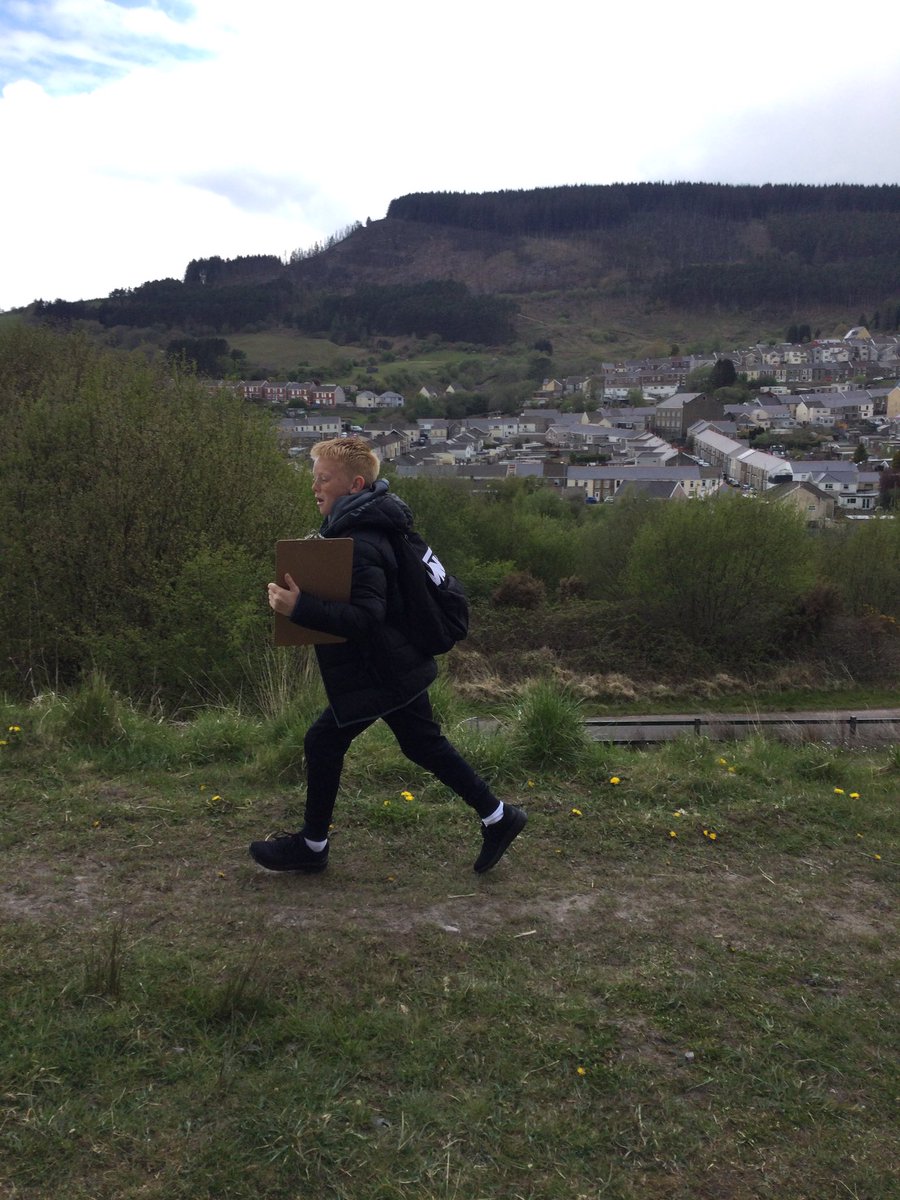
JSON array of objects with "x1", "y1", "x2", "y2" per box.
[{"x1": 227, "y1": 296, "x2": 865, "y2": 385}]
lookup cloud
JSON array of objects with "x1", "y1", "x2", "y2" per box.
[
  {"x1": 643, "y1": 59, "x2": 900, "y2": 187},
  {"x1": 0, "y1": 0, "x2": 210, "y2": 93},
  {"x1": 2, "y1": 0, "x2": 900, "y2": 309}
]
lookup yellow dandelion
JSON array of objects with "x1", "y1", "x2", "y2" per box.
[
  {"x1": 708, "y1": 831, "x2": 717, "y2": 841},
  {"x1": 717, "y1": 757, "x2": 728, "y2": 766},
  {"x1": 527, "y1": 780, "x2": 535, "y2": 788},
  {"x1": 92, "y1": 819, "x2": 101, "y2": 828},
  {"x1": 400, "y1": 790, "x2": 414, "y2": 801},
  {"x1": 9, "y1": 725, "x2": 21, "y2": 733},
  {"x1": 383, "y1": 800, "x2": 392, "y2": 807},
  {"x1": 571, "y1": 807, "x2": 583, "y2": 816},
  {"x1": 834, "y1": 787, "x2": 845, "y2": 795},
  {"x1": 0, "y1": 740, "x2": 7, "y2": 747},
  {"x1": 727, "y1": 766, "x2": 737, "y2": 774},
  {"x1": 669, "y1": 830, "x2": 678, "y2": 839},
  {"x1": 210, "y1": 794, "x2": 222, "y2": 803},
  {"x1": 199, "y1": 784, "x2": 206, "y2": 791},
  {"x1": 873, "y1": 854, "x2": 882, "y2": 861},
  {"x1": 576, "y1": 1066, "x2": 587, "y2": 1076},
  {"x1": 850, "y1": 792, "x2": 860, "y2": 799},
  {"x1": 610, "y1": 776, "x2": 621, "y2": 785}
]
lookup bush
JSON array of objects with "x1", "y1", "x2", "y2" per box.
[
  {"x1": 558, "y1": 576, "x2": 587, "y2": 602},
  {"x1": 492, "y1": 571, "x2": 546, "y2": 609},
  {"x1": 624, "y1": 496, "x2": 815, "y2": 661},
  {"x1": 0, "y1": 325, "x2": 310, "y2": 706}
]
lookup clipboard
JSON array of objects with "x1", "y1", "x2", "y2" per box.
[{"x1": 273, "y1": 538, "x2": 354, "y2": 646}]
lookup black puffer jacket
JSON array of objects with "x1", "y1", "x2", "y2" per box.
[{"x1": 289, "y1": 481, "x2": 438, "y2": 726}]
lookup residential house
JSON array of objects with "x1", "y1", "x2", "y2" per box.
[
  {"x1": 305, "y1": 384, "x2": 346, "y2": 407},
  {"x1": 787, "y1": 461, "x2": 878, "y2": 512},
  {"x1": 443, "y1": 431, "x2": 483, "y2": 462},
  {"x1": 600, "y1": 406, "x2": 656, "y2": 432},
  {"x1": 377, "y1": 390, "x2": 405, "y2": 408},
  {"x1": 764, "y1": 480, "x2": 836, "y2": 527},
  {"x1": 690, "y1": 423, "x2": 791, "y2": 489},
  {"x1": 369, "y1": 432, "x2": 405, "y2": 462},
  {"x1": 355, "y1": 390, "x2": 379, "y2": 409},
  {"x1": 364, "y1": 422, "x2": 417, "y2": 451},
  {"x1": 615, "y1": 479, "x2": 690, "y2": 502},
  {"x1": 286, "y1": 381, "x2": 315, "y2": 404},
  {"x1": 793, "y1": 391, "x2": 875, "y2": 426},
  {"x1": 416, "y1": 417, "x2": 456, "y2": 442},
  {"x1": 262, "y1": 381, "x2": 287, "y2": 405},
  {"x1": 565, "y1": 464, "x2": 722, "y2": 502},
  {"x1": 653, "y1": 393, "x2": 725, "y2": 441},
  {"x1": 562, "y1": 375, "x2": 594, "y2": 397},
  {"x1": 276, "y1": 413, "x2": 343, "y2": 450},
  {"x1": 532, "y1": 378, "x2": 565, "y2": 403}
]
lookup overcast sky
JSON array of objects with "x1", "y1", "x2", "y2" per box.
[{"x1": 2, "y1": 0, "x2": 899, "y2": 311}]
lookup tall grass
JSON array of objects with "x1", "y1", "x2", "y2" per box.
[{"x1": 506, "y1": 677, "x2": 590, "y2": 771}]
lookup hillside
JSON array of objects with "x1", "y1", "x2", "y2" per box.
[
  {"x1": 27, "y1": 183, "x2": 900, "y2": 365},
  {"x1": 281, "y1": 181, "x2": 900, "y2": 306}
]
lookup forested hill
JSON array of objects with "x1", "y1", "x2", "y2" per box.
[
  {"x1": 386, "y1": 182, "x2": 900, "y2": 233},
  {"x1": 32, "y1": 183, "x2": 900, "y2": 342}
]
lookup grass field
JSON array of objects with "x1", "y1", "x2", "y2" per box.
[
  {"x1": 1, "y1": 684, "x2": 897, "y2": 1199},
  {"x1": 221, "y1": 295, "x2": 864, "y2": 385}
]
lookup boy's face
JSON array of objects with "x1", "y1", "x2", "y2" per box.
[{"x1": 312, "y1": 458, "x2": 365, "y2": 517}]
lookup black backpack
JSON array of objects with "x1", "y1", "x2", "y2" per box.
[{"x1": 391, "y1": 530, "x2": 469, "y2": 656}]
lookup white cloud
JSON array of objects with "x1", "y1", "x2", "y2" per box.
[{"x1": 2, "y1": 0, "x2": 899, "y2": 308}]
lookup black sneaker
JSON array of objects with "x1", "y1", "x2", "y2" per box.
[
  {"x1": 249, "y1": 832, "x2": 329, "y2": 873},
  {"x1": 473, "y1": 804, "x2": 527, "y2": 874}
]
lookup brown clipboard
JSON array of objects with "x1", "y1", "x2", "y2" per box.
[{"x1": 273, "y1": 538, "x2": 354, "y2": 646}]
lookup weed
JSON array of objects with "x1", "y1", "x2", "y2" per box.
[
  {"x1": 80, "y1": 919, "x2": 126, "y2": 1000},
  {"x1": 59, "y1": 671, "x2": 126, "y2": 748}
]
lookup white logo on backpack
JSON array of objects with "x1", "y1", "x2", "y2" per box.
[{"x1": 421, "y1": 546, "x2": 446, "y2": 587}]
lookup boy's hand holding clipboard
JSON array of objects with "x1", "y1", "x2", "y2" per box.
[{"x1": 271, "y1": 538, "x2": 354, "y2": 646}]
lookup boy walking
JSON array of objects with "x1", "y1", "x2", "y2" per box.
[{"x1": 250, "y1": 437, "x2": 526, "y2": 875}]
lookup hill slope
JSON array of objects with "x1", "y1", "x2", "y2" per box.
[{"x1": 30, "y1": 183, "x2": 900, "y2": 351}]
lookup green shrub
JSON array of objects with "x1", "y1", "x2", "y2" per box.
[
  {"x1": 0, "y1": 325, "x2": 308, "y2": 706},
  {"x1": 507, "y1": 678, "x2": 588, "y2": 771}
]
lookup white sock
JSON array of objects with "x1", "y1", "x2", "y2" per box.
[
  {"x1": 482, "y1": 803, "x2": 505, "y2": 826},
  {"x1": 304, "y1": 836, "x2": 328, "y2": 852}
]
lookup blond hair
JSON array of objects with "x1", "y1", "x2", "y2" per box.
[{"x1": 310, "y1": 436, "x2": 380, "y2": 485}]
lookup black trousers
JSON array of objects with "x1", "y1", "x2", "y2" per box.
[{"x1": 301, "y1": 690, "x2": 499, "y2": 840}]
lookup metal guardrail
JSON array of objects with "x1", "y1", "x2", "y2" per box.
[
  {"x1": 465, "y1": 714, "x2": 900, "y2": 744},
  {"x1": 585, "y1": 715, "x2": 900, "y2": 738}
]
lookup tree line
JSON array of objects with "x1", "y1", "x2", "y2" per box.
[
  {"x1": 297, "y1": 281, "x2": 517, "y2": 345},
  {"x1": 387, "y1": 182, "x2": 900, "y2": 235},
  {"x1": 650, "y1": 257, "x2": 900, "y2": 310},
  {"x1": 33, "y1": 277, "x2": 517, "y2": 346}
]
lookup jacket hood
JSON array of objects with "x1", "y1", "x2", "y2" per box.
[{"x1": 323, "y1": 480, "x2": 414, "y2": 539}]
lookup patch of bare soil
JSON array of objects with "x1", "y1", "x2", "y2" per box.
[{"x1": 2, "y1": 840, "x2": 895, "y2": 959}]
